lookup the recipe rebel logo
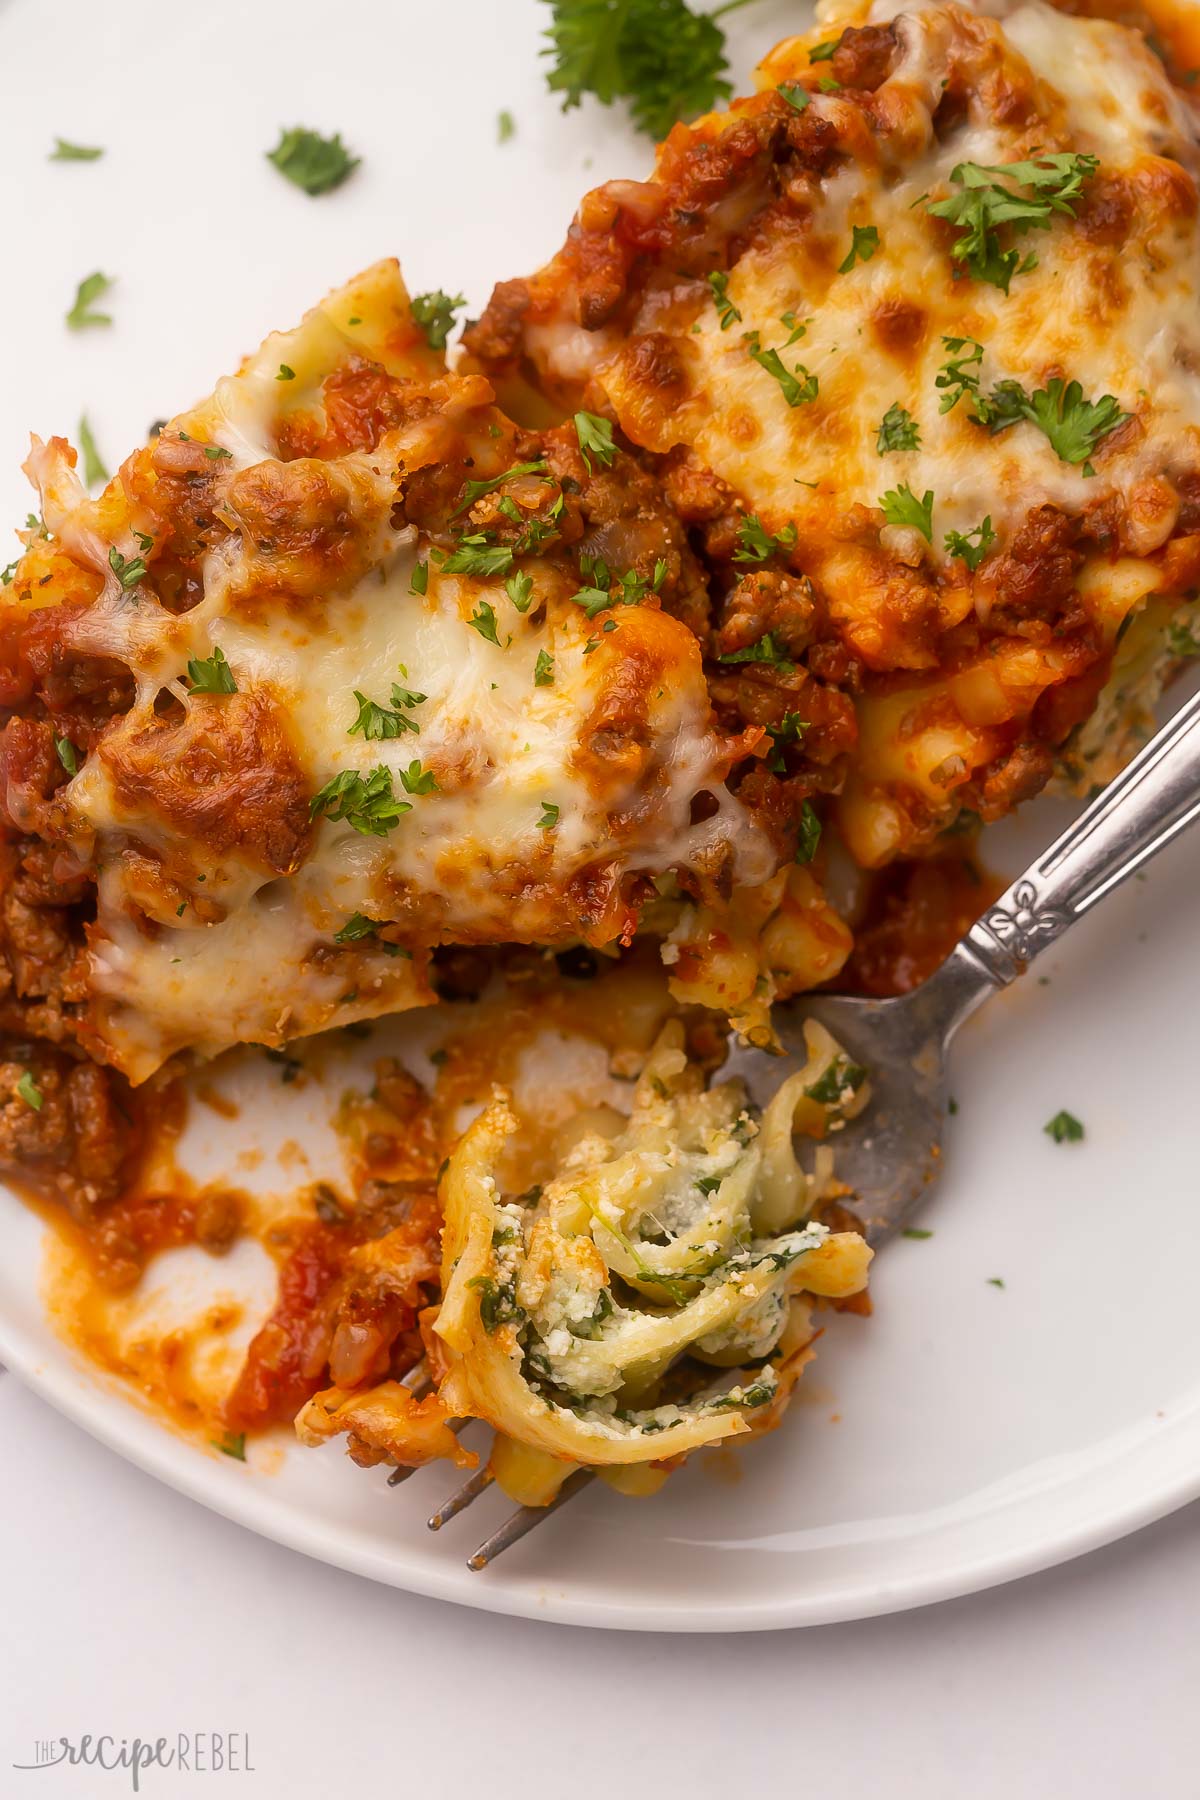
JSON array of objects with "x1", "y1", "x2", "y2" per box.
[{"x1": 11, "y1": 1733, "x2": 256, "y2": 1789}]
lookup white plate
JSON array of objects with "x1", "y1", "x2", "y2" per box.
[{"x1": 1, "y1": 0, "x2": 1198, "y2": 1632}]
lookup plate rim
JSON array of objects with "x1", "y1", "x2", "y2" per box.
[{"x1": 3, "y1": 1298, "x2": 1198, "y2": 1633}]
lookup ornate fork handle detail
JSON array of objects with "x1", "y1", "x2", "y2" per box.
[{"x1": 947, "y1": 680, "x2": 1200, "y2": 1008}]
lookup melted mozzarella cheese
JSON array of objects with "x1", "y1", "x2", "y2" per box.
[
  {"x1": 602, "y1": 0, "x2": 1200, "y2": 565},
  {"x1": 25, "y1": 267, "x2": 773, "y2": 1082}
]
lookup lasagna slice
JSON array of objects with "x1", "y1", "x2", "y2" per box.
[
  {"x1": 465, "y1": 0, "x2": 1200, "y2": 870},
  {"x1": 1, "y1": 261, "x2": 789, "y2": 1085}
]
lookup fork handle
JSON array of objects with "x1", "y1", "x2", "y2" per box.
[{"x1": 935, "y1": 681, "x2": 1200, "y2": 1033}]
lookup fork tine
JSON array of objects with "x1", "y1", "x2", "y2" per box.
[
  {"x1": 427, "y1": 1465, "x2": 495, "y2": 1529},
  {"x1": 466, "y1": 1469, "x2": 596, "y2": 1571},
  {"x1": 384, "y1": 1362, "x2": 433, "y2": 1485}
]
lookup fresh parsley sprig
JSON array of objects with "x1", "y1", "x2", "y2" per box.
[
  {"x1": 733, "y1": 515, "x2": 797, "y2": 563},
  {"x1": 50, "y1": 137, "x2": 104, "y2": 161},
  {"x1": 707, "y1": 270, "x2": 742, "y2": 329},
  {"x1": 876, "y1": 402, "x2": 921, "y2": 453},
  {"x1": 973, "y1": 376, "x2": 1128, "y2": 471},
  {"x1": 927, "y1": 153, "x2": 1098, "y2": 293},
  {"x1": 348, "y1": 683, "x2": 426, "y2": 740},
  {"x1": 309, "y1": 766, "x2": 413, "y2": 836},
  {"x1": 570, "y1": 553, "x2": 666, "y2": 616},
  {"x1": 452, "y1": 460, "x2": 549, "y2": 517},
  {"x1": 744, "y1": 331, "x2": 818, "y2": 407},
  {"x1": 411, "y1": 289, "x2": 466, "y2": 351},
  {"x1": 717, "y1": 632, "x2": 795, "y2": 672},
  {"x1": 838, "y1": 224, "x2": 880, "y2": 273},
  {"x1": 187, "y1": 646, "x2": 237, "y2": 694},
  {"x1": 574, "y1": 410, "x2": 617, "y2": 471},
  {"x1": 943, "y1": 517, "x2": 996, "y2": 571},
  {"x1": 541, "y1": 0, "x2": 758, "y2": 140},
  {"x1": 879, "y1": 483, "x2": 934, "y2": 541}
]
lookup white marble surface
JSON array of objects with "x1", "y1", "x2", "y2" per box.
[{"x1": 1, "y1": 1371, "x2": 1196, "y2": 1799}]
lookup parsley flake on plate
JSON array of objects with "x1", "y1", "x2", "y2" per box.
[
  {"x1": 1044, "y1": 1109, "x2": 1084, "y2": 1143},
  {"x1": 717, "y1": 632, "x2": 795, "y2": 672},
  {"x1": 50, "y1": 137, "x2": 104, "y2": 161},
  {"x1": 16, "y1": 1070, "x2": 43, "y2": 1111},
  {"x1": 66, "y1": 271, "x2": 113, "y2": 330},
  {"x1": 267, "y1": 127, "x2": 360, "y2": 196},
  {"x1": 973, "y1": 377, "x2": 1128, "y2": 471},
  {"x1": 744, "y1": 332, "x2": 819, "y2": 406},
  {"x1": 794, "y1": 800, "x2": 822, "y2": 865}
]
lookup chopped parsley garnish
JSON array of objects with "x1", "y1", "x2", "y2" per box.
[
  {"x1": 936, "y1": 335, "x2": 985, "y2": 412},
  {"x1": 55, "y1": 736, "x2": 79, "y2": 776},
  {"x1": 1044, "y1": 1109, "x2": 1084, "y2": 1143},
  {"x1": 186, "y1": 646, "x2": 237, "y2": 694},
  {"x1": 50, "y1": 137, "x2": 104, "y2": 161},
  {"x1": 902, "y1": 1227, "x2": 934, "y2": 1240},
  {"x1": 707, "y1": 270, "x2": 742, "y2": 329},
  {"x1": 838, "y1": 224, "x2": 880, "y2": 273},
  {"x1": 66, "y1": 270, "x2": 113, "y2": 330},
  {"x1": 266, "y1": 127, "x2": 360, "y2": 196},
  {"x1": 410, "y1": 289, "x2": 466, "y2": 351},
  {"x1": 574, "y1": 410, "x2": 617, "y2": 471},
  {"x1": 309, "y1": 766, "x2": 412, "y2": 836},
  {"x1": 794, "y1": 799, "x2": 821, "y2": 864},
  {"x1": 541, "y1": 0, "x2": 751, "y2": 139},
  {"x1": 987, "y1": 1277, "x2": 1006, "y2": 1289},
  {"x1": 212, "y1": 1431, "x2": 247, "y2": 1461},
  {"x1": 398, "y1": 758, "x2": 438, "y2": 795},
  {"x1": 745, "y1": 332, "x2": 818, "y2": 406},
  {"x1": 778, "y1": 82, "x2": 810, "y2": 111},
  {"x1": 468, "y1": 599, "x2": 502, "y2": 644},
  {"x1": 804, "y1": 1054, "x2": 866, "y2": 1103},
  {"x1": 333, "y1": 912, "x2": 379, "y2": 944},
  {"x1": 927, "y1": 153, "x2": 1098, "y2": 292},
  {"x1": 108, "y1": 545, "x2": 147, "y2": 590},
  {"x1": 410, "y1": 561, "x2": 429, "y2": 596},
  {"x1": 879, "y1": 483, "x2": 934, "y2": 541},
  {"x1": 973, "y1": 377, "x2": 1128, "y2": 471},
  {"x1": 16, "y1": 1070, "x2": 43, "y2": 1110},
  {"x1": 733, "y1": 514, "x2": 797, "y2": 563},
  {"x1": 439, "y1": 535, "x2": 514, "y2": 578},
  {"x1": 765, "y1": 711, "x2": 806, "y2": 770},
  {"x1": 817, "y1": 76, "x2": 841, "y2": 92},
  {"x1": 536, "y1": 800, "x2": 560, "y2": 830},
  {"x1": 876, "y1": 402, "x2": 921, "y2": 454},
  {"x1": 277, "y1": 364, "x2": 296, "y2": 381},
  {"x1": 498, "y1": 109, "x2": 516, "y2": 143},
  {"x1": 77, "y1": 415, "x2": 109, "y2": 488},
  {"x1": 534, "y1": 649, "x2": 555, "y2": 687},
  {"x1": 1, "y1": 561, "x2": 17, "y2": 586},
  {"x1": 348, "y1": 683, "x2": 425, "y2": 740},
  {"x1": 505, "y1": 571, "x2": 534, "y2": 613},
  {"x1": 943, "y1": 516, "x2": 996, "y2": 571},
  {"x1": 717, "y1": 632, "x2": 795, "y2": 672},
  {"x1": 452, "y1": 460, "x2": 549, "y2": 517},
  {"x1": 780, "y1": 310, "x2": 809, "y2": 346},
  {"x1": 204, "y1": 445, "x2": 233, "y2": 461},
  {"x1": 570, "y1": 554, "x2": 666, "y2": 616},
  {"x1": 808, "y1": 37, "x2": 838, "y2": 59}
]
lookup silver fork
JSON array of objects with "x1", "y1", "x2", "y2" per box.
[{"x1": 423, "y1": 680, "x2": 1200, "y2": 1565}]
